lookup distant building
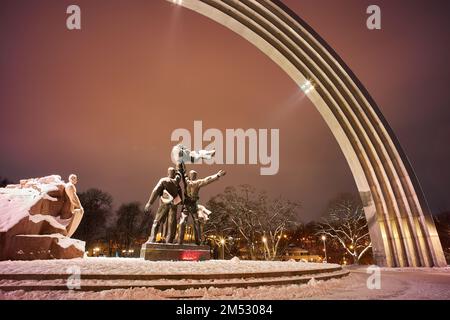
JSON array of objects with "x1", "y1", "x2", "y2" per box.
[{"x1": 282, "y1": 246, "x2": 322, "y2": 262}]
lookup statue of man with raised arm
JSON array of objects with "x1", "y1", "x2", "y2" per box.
[{"x1": 177, "y1": 169, "x2": 226, "y2": 245}]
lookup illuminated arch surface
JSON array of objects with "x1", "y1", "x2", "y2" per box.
[{"x1": 167, "y1": 0, "x2": 446, "y2": 267}]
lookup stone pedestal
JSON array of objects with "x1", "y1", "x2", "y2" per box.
[
  {"x1": 5, "y1": 234, "x2": 85, "y2": 260},
  {"x1": 140, "y1": 243, "x2": 211, "y2": 261}
]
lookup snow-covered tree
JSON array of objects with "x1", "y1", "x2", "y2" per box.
[
  {"x1": 206, "y1": 185, "x2": 300, "y2": 260},
  {"x1": 317, "y1": 194, "x2": 372, "y2": 264},
  {"x1": 259, "y1": 196, "x2": 299, "y2": 260},
  {"x1": 206, "y1": 185, "x2": 262, "y2": 259}
]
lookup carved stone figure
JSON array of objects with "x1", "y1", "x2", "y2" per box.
[
  {"x1": 65, "y1": 174, "x2": 84, "y2": 237},
  {"x1": 0, "y1": 174, "x2": 86, "y2": 260}
]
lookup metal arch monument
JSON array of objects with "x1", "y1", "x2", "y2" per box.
[{"x1": 166, "y1": 0, "x2": 446, "y2": 267}]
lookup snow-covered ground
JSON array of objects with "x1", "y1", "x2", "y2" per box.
[
  {"x1": 0, "y1": 259, "x2": 449, "y2": 300},
  {"x1": 0, "y1": 257, "x2": 339, "y2": 275},
  {"x1": 1, "y1": 270, "x2": 450, "y2": 300}
]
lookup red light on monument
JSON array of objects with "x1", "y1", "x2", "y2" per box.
[{"x1": 180, "y1": 250, "x2": 203, "y2": 261}]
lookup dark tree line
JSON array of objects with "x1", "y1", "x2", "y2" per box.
[
  {"x1": 73, "y1": 188, "x2": 113, "y2": 243},
  {"x1": 112, "y1": 202, "x2": 153, "y2": 250},
  {"x1": 74, "y1": 189, "x2": 153, "y2": 254},
  {"x1": 0, "y1": 176, "x2": 13, "y2": 188},
  {"x1": 434, "y1": 211, "x2": 450, "y2": 263}
]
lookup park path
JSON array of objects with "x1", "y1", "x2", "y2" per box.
[{"x1": 313, "y1": 267, "x2": 450, "y2": 300}]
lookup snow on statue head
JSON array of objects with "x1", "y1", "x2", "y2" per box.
[
  {"x1": 68, "y1": 174, "x2": 78, "y2": 185},
  {"x1": 171, "y1": 144, "x2": 216, "y2": 165}
]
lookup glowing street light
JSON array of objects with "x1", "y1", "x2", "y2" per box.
[
  {"x1": 261, "y1": 236, "x2": 268, "y2": 260},
  {"x1": 93, "y1": 247, "x2": 100, "y2": 257},
  {"x1": 218, "y1": 238, "x2": 226, "y2": 260},
  {"x1": 321, "y1": 235, "x2": 328, "y2": 263}
]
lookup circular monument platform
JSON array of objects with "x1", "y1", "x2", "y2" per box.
[{"x1": 0, "y1": 258, "x2": 348, "y2": 292}]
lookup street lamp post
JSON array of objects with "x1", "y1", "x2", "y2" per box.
[
  {"x1": 321, "y1": 235, "x2": 327, "y2": 263},
  {"x1": 220, "y1": 238, "x2": 225, "y2": 260},
  {"x1": 262, "y1": 236, "x2": 268, "y2": 260}
]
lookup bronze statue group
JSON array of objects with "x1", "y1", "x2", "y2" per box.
[{"x1": 144, "y1": 144, "x2": 226, "y2": 245}]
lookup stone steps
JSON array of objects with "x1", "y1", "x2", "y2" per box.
[
  {"x1": 0, "y1": 265, "x2": 342, "y2": 281},
  {"x1": 0, "y1": 268, "x2": 349, "y2": 292}
]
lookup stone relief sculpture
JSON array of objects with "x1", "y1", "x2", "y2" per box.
[
  {"x1": 65, "y1": 174, "x2": 85, "y2": 237},
  {"x1": 0, "y1": 174, "x2": 85, "y2": 260}
]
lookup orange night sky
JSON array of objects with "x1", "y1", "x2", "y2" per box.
[{"x1": 1, "y1": 0, "x2": 449, "y2": 221}]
